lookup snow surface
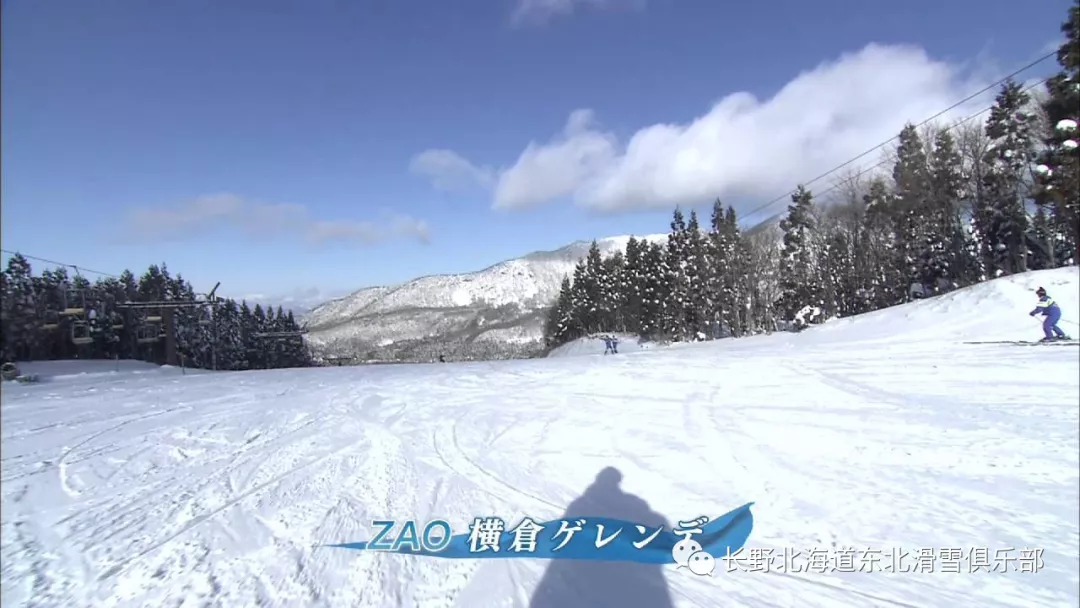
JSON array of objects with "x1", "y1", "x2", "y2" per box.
[{"x1": 3, "y1": 268, "x2": 1078, "y2": 607}]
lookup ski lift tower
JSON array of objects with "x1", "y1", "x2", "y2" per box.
[{"x1": 115, "y1": 282, "x2": 222, "y2": 366}]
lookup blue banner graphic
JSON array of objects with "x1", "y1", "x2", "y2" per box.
[{"x1": 328, "y1": 502, "x2": 753, "y2": 572}]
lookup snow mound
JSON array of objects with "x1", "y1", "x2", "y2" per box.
[
  {"x1": 5, "y1": 359, "x2": 210, "y2": 387},
  {"x1": 16, "y1": 359, "x2": 161, "y2": 378},
  {"x1": 797, "y1": 267, "x2": 1078, "y2": 345},
  {"x1": 549, "y1": 268, "x2": 1078, "y2": 358},
  {"x1": 547, "y1": 334, "x2": 666, "y2": 358}
]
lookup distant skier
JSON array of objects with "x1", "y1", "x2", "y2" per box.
[
  {"x1": 602, "y1": 335, "x2": 619, "y2": 355},
  {"x1": 1029, "y1": 287, "x2": 1070, "y2": 342}
]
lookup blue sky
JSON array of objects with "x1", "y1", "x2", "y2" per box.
[{"x1": 0, "y1": 0, "x2": 1067, "y2": 303}]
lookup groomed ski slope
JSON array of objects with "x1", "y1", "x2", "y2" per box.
[{"x1": 2, "y1": 268, "x2": 1078, "y2": 608}]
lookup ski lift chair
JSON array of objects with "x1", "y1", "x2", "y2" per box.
[
  {"x1": 42, "y1": 309, "x2": 60, "y2": 330},
  {"x1": 71, "y1": 321, "x2": 93, "y2": 345},
  {"x1": 136, "y1": 324, "x2": 160, "y2": 344},
  {"x1": 61, "y1": 288, "x2": 86, "y2": 316}
]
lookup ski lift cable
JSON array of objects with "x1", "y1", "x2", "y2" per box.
[
  {"x1": 735, "y1": 50, "x2": 1058, "y2": 223},
  {"x1": 0, "y1": 250, "x2": 121, "y2": 279},
  {"x1": 0, "y1": 250, "x2": 224, "y2": 307},
  {"x1": 790, "y1": 77, "x2": 1052, "y2": 205}
]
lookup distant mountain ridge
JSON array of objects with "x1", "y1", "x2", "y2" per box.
[{"x1": 301, "y1": 234, "x2": 668, "y2": 360}]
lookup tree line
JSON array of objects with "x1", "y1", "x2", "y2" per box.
[
  {"x1": 544, "y1": 3, "x2": 1078, "y2": 349},
  {"x1": 0, "y1": 255, "x2": 313, "y2": 370}
]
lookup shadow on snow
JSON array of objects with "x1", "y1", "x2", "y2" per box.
[{"x1": 529, "y1": 466, "x2": 675, "y2": 608}]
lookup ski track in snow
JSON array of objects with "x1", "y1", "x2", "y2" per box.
[{"x1": 2, "y1": 268, "x2": 1079, "y2": 607}]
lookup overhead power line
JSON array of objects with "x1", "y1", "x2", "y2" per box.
[{"x1": 739, "y1": 49, "x2": 1058, "y2": 222}]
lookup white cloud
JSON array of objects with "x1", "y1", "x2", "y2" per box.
[
  {"x1": 125, "y1": 194, "x2": 430, "y2": 246},
  {"x1": 493, "y1": 109, "x2": 618, "y2": 209},
  {"x1": 419, "y1": 43, "x2": 998, "y2": 215},
  {"x1": 408, "y1": 149, "x2": 494, "y2": 193},
  {"x1": 510, "y1": 0, "x2": 643, "y2": 25}
]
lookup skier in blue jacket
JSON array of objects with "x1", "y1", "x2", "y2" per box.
[{"x1": 1029, "y1": 287, "x2": 1069, "y2": 341}]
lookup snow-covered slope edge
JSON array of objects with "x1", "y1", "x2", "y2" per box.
[
  {"x1": 796, "y1": 266, "x2": 1079, "y2": 345},
  {"x1": 545, "y1": 267, "x2": 1079, "y2": 359},
  {"x1": 302, "y1": 234, "x2": 667, "y2": 358}
]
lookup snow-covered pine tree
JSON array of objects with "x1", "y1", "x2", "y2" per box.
[
  {"x1": 2, "y1": 254, "x2": 42, "y2": 361},
  {"x1": 261, "y1": 305, "x2": 280, "y2": 369},
  {"x1": 1027, "y1": 206, "x2": 1059, "y2": 270},
  {"x1": 722, "y1": 206, "x2": 750, "y2": 336},
  {"x1": 39, "y1": 267, "x2": 72, "y2": 360},
  {"x1": 778, "y1": 185, "x2": 824, "y2": 325},
  {"x1": 818, "y1": 202, "x2": 862, "y2": 318},
  {"x1": 282, "y1": 309, "x2": 313, "y2": 367},
  {"x1": 820, "y1": 223, "x2": 849, "y2": 318},
  {"x1": 88, "y1": 276, "x2": 125, "y2": 360},
  {"x1": 620, "y1": 237, "x2": 645, "y2": 335},
  {"x1": 954, "y1": 121, "x2": 992, "y2": 282},
  {"x1": 138, "y1": 264, "x2": 168, "y2": 302},
  {"x1": 1032, "y1": 0, "x2": 1080, "y2": 264},
  {"x1": 682, "y1": 210, "x2": 710, "y2": 339},
  {"x1": 742, "y1": 224, "x2": 782, "y2": 333},
  {"x1": 664, "y1": 208, "x2": 690, "y2": 339},
  {"x1": 249, "y1": 303, "x2": 268, "y2": 369},
  {"x1": 235, "y1": 301, "x2": 254, "y2": 369},
  {"x1": 707, "y1": 202, "x2": 746, "y2": 337},
  {"x1": 165, "y1": 273, "x2": 209, "y2": 369},
  {"x1": 214, "y1": 299, "x2": 246, "y2": 369},
  {"x1": 861, "y1": 177, "x2": 906, "y2": 308},
  {"x1": 132, "y1": 265, "x2": 166, "y2": 363},
  {"x1": 925, "y1": 128, "x2": 974, "y2": 291},
  {"x1": 114, "y1": 270, "x2": 140, "y2": 359},
  {"x1": 583, "y1": 241, "x2": 605, "y2": 333},
  {"x1": 639, "y1": 241, "x2": 669, "y2": 339},
  {"x1": 891, "y1": 123, "x2": 933, "y2": 293},
  {"x1": 568, "y1": 261, "x2": 591, "y2": 335},
  {"x1": 272, "y1": 306, "x2": 293, "y2": 368},
  {"x1": 979, "y1": 79, "x2": 1036, "y2": 276},
  {"x1": 602, "y1": 249, "x2": 626, "y2": 332},
  {"x1": 543, "y1": 276, "x2": 576, "y2": 347},
  {"x1": 704, "y1": 200, "x2": 726, "y2": 337}
]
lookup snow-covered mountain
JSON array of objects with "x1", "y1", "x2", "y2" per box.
[{"x1": 302, "y1": 234, "x2": 667, "y2": 358}]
